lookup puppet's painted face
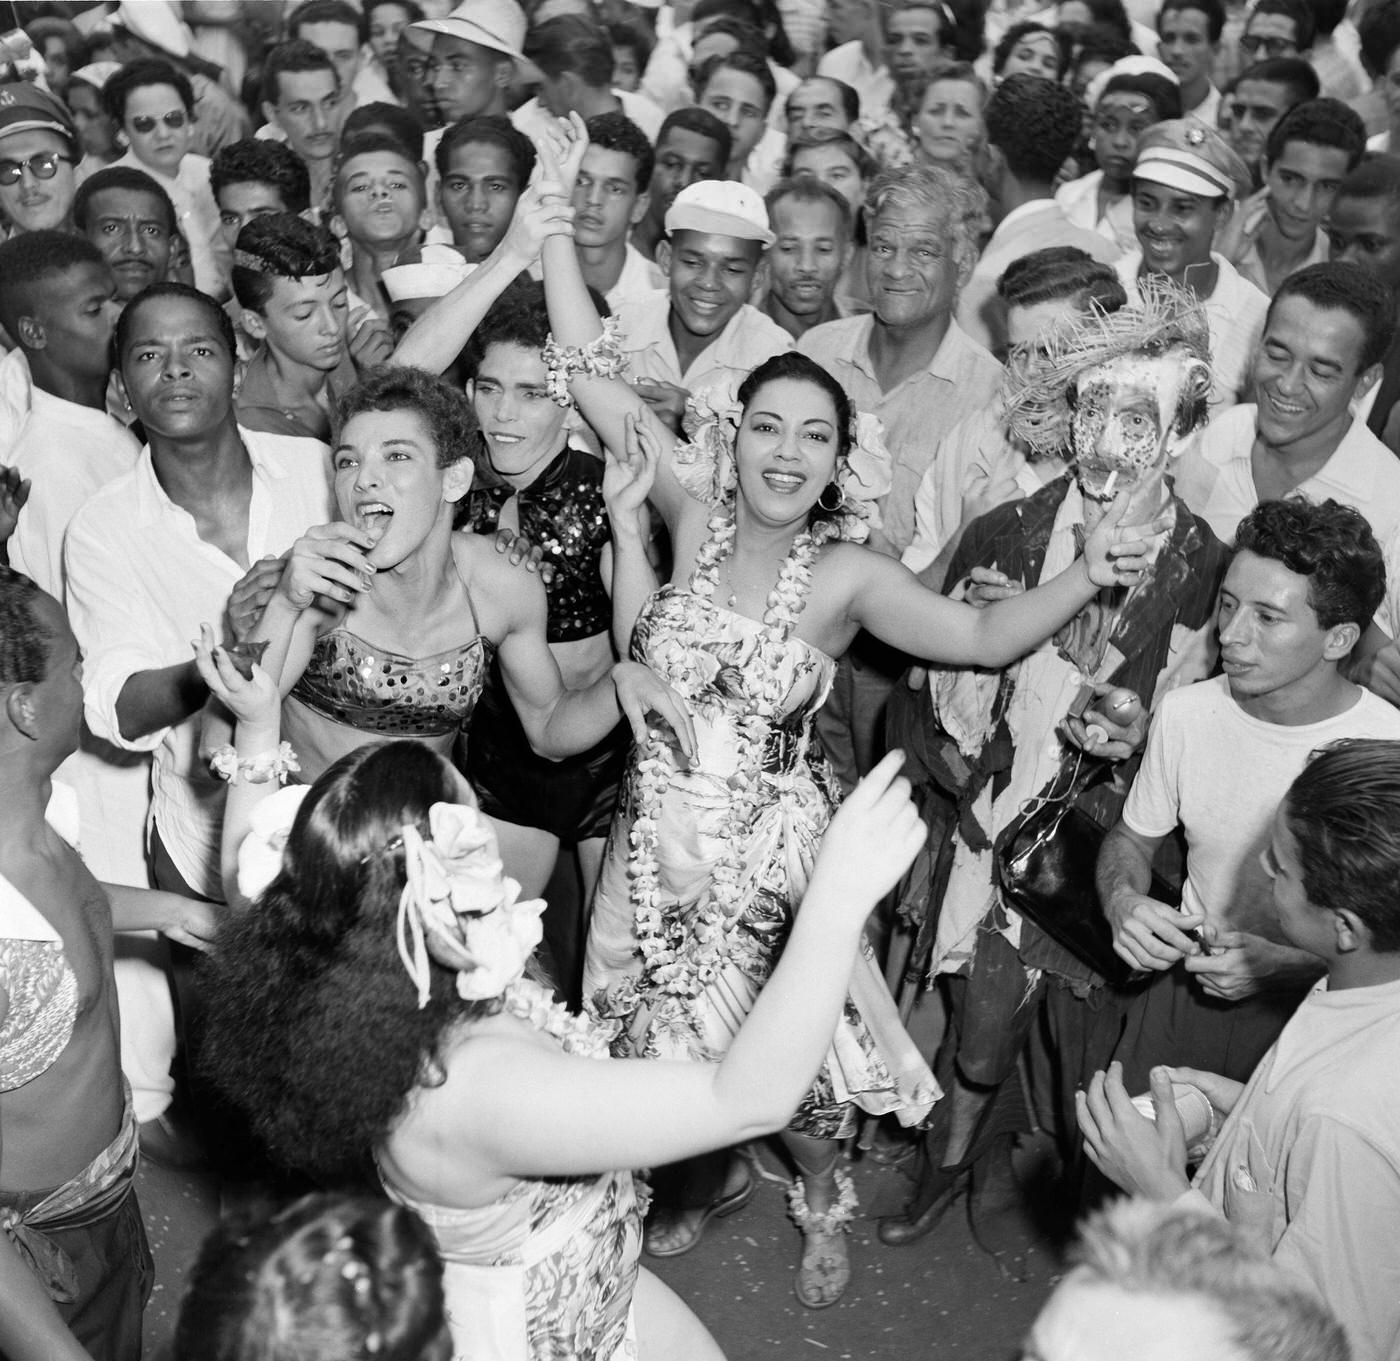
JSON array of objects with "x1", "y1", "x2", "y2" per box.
[{"x1": 1070, "y1": 349, "x2": 1198, "y2": 501}]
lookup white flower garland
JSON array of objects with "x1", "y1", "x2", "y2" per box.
[{"x1": 622, "y1": 499, "x2": 840, "y2": 1038}]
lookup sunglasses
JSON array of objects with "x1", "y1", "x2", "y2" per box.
[
  {"x1": 1239, "y1": 34, "x2": 1295, "y2": 57},
  {"x1": 0, "y1": 151, "x2": 72, "y2": 184},
  {"x1": 131, "y1": 110, "x2": 188, "y2": 134}
]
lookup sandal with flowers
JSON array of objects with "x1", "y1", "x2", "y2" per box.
[{"x1": 787, "y1": 1168, "x2": 858, "y2": 1309}]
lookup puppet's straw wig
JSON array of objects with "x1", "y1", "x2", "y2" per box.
[{"x1": 1003, "y1": 276, "x2": 1212, "y2": 456}]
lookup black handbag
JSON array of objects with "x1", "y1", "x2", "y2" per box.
[{"x1": 995, "y1": 754, "x2": 1175, "y2": 988}]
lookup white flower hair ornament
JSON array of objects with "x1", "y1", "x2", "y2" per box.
[
  {"x1": 394, "y1": 803, "x2": 545, "y2": 1006},
  {"x1": 670, "y1": 385, "x2": 892, "y2": 544},
  {"x1": 236, "y1": 784, "x2": 312, "y2": 902}
]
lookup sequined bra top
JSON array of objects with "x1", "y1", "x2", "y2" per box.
[
  {"x1": 457, "y1": 445, "x2": 611, "y2": 644},
  {"x1": 289, "y1": 593, "x2": 494, "y2": 738}
]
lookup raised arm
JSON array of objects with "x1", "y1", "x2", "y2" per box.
[
  {"x1": 534, "y1": 117, "x2": 690, "y2": 530},
  {"x1": 450, "y1": 752, "x2": 927, "y2": 1178},
  {"x1": 391, "y1": 182, "x2": 575, "y2": 373},
  {"x1": 605, "y1": 412, "x2": 663, "y2": 654}
]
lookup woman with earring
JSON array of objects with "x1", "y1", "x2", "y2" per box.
[{"x1": 535, "y1": 114, "x2": 1170, "y2": 1311}]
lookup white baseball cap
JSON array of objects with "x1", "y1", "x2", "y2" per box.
[{"x1": 665, "y1": 180, "x2": 775, "y2": 247}]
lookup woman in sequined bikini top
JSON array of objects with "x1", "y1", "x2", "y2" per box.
[{"x1": 245, "y1": 369, "x2": 694, "y2": 787}]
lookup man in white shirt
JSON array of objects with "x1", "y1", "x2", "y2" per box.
[
  {"x1": 1156, "y1": 0, "x2": 1224, "y2": 126},
  {"x1": 956, "y1": 74, "x2": 1120, "y2": 356},
  {"x1": 1227, "y1": 99, "x2": 1365, "y2": 296},
  {"x1": 571, "y1": 113, "x2": 664, "y2": 312},
  {"x1": 1173, "y1": 262, "x2": 1400, "y2": 557},
  {"x1": 799, "y1": 163, "x2": 1002, "y2": 787},
  {"x1": 514, "y1": 15, "x2": 664, "y2": 143},
  {"x1": 1098, "y1": 498, "x2": 1400, "y2": 1089},
  {"x1": 759, "y1": 177, "x2": 853, "y2": 342},
  {"x1": 65, "y1": 284, "x2": 334, "y2": 904},
  {"x1": 615, "y1": 179, "x2": 791, "y2": 427},
  {"x1": 1081, "y1": 736, "x2": 1400, "y2": 1361},
  {"x1": 1116, "y1": 117, "x2": 1269, "y2": 412},
  {"x1": 259, "y1": 42, "x2": 346, "y2": 215}
]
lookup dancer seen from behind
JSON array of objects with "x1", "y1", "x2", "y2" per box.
[{"x1": 193, "y1": 625, "x2": 928, "y2": 1361}]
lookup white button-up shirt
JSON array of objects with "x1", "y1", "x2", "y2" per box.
[{"x1": 64, "y1": 428, "x2": 334, "y2": 899}]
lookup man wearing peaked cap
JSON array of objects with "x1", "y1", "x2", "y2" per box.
[
  {"x1": 0, "y1": 83, "x2": 79, "y2": 237},
  {"x1": 613, "y1": 177, "x2": 792, "y2": 430},
  {"x1": 1116, "y1": 115, "x2": 1270, "y2": 413}
]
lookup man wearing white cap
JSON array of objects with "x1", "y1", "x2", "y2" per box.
[
  {"x1": 1116, "y1": 116, "x2": 1269, "y2": 413},
  {"x1": 614, "y1": 178, "x2": 791, "y2": 429}
]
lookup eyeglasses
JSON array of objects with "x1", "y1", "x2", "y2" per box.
[
  {"x1": 0, "y1": 151, "x2": 72, "y2": 185},
  {"x1": 130, "y1": 110, "x2": 188, "y2": 134},
  {"x1": 1239, "y1": 34, "x2": 1295, "y2": 57}
]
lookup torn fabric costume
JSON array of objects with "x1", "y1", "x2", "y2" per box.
[{"x1": 888, "y1": 475, "x2": 1229, "y2": 1168}]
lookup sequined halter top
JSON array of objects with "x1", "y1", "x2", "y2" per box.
[{"x1": 288, "y1": 588, "x2": 494, "y2": 739}]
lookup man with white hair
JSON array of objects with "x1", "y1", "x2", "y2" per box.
[{"x1": 798, "y1": 164, "x2": 1003, "y2": 788}]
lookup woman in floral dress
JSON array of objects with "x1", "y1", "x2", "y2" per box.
[
  {"x1": 193, "y1": 631, "x2": 926, "y2": 1361},
  {"x1": 535, "y1": 115, "x2": 1167, "y2": 1308}
]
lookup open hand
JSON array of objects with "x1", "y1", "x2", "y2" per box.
[
  {"x1": 0, "y1": 464, "x2": 30, "y2": 545},
  {"x1": 1077, "y1": 1062, "x2": 1191, "y2": 1199},
  {"x1": 532, "y1": 111, "x2": 589, "y2": 198},
  {"x1": 613, "y1": 659, "x2": 697, "y2": 762},
  {"x1": 813, "y1": 749, "x2": 925, "y2": 908},
  {"x1": 604, "y1": 411, "x2": 660, "y2": 538},
  {"x1": 1081, "y1": 491, "x2": 1169, "y2": 588},
  {"x1": 494, "y1": 527, "x2": 556, "y2": 585},
  {"x1": 192, "y1": 622, "x2": 280, "y2": 730}
]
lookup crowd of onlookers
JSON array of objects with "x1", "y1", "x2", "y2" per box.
[{"x1": 2, "y1": 1, "x2": 1400, "y2": 1359}]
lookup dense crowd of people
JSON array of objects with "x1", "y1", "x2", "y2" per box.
[{"x1": 2, "y1": 1, "x2": 1400, "y2": 1359}]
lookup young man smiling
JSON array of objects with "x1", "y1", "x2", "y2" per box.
[
  {"x1": 1117, "y1": 117, "x2": 1269, "y2": 413},
  {"x1": 615, "y1": 179, "x2": 791, "y2": 430},
  {"x1": 571, "y1": 112, "x2": 663, "y2": 310},
  {"x1": 1226, "y1": 98, "x2": 1366, "y2": 296},
  {"x1": 1223, "y1": 57, "x2": 1319, "y2": 185},
  {"x1": 1175, "y1": 263, "x2": 1400, "y2": 558}
]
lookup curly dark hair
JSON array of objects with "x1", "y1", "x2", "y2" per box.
[
  {"x1": 210, "y1": 139, "x2": 312, "y2": 216},
  {"x1": 335, "y1": 367, "x2": 480, "y2": 469},
  {"x1": 1264, "y1": 97, "x2": 1366, "y2": 172},
  {"x1": 991, "y1": 21, "x2": 1072, "y2": 77},
  {"x1": 986, "y1": 74, "x2": 1083, "y2": 181},
  {"x1": 433, "y1": 115, "x2": 535, "y2": 188},
  {"x1": 1231, "y1": 498, "x2": 1385, "y2": 633},
  {"x1": 232, "y1": 212, "x2": 342, "y2": 313},
  {"x1": 1284, "y1": 739, "x2": 1400, "y2": 954},
  {"x1": 693, "y1": 49, "x2": 777, "y2": 110},
  {"x1": 0, "y1": 566, "x2": 54, "y2": 685},
  {"x1": 461, "y1": 278, "x2": 608, "y2": 380},
  {"x1": 115, "y1": 283, "x2": 238, "y2": 372},
  {"x1": 198, "y1": 743, "x2": 496, "y2": 1183},
  {"x1": 101, "y1": 57, "x2": 195, "y2": 123},
  {"x1": 0, "y1": 229, "x2": 107, "y2": 339},
  {"x1": 172, "y1": 1192, "x2": 450, "y2": 1361},
  {"x1": 584, "y1": 111, "x2": 655, "y2": 193}
]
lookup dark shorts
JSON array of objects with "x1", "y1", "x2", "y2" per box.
[
  {"x1": 464, "y1": 668, "x2": 628, "y2": 842},
  {"x1": 0, "y1": 1183, "x2": 152, "y2": 1361}
]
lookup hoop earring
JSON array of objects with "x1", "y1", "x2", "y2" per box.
[{"x1": 817, "y1": 483, "x2": 843, "y2": 513}]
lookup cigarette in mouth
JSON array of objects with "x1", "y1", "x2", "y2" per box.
[{"x1": 1103, "y1": 469, "x2": 1119, "y2": 498}]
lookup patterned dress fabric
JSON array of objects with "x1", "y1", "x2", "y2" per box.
[
  {"x1": 381, "y1": 979, "x2": 645, "y2": 1361},
  {"x1": 584, "y1": 580, "x2": 938, "y2": 1139}
]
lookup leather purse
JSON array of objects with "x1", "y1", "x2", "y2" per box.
[{"x1": 995, "y1": 756, "x2": 1176, "y2": 988}]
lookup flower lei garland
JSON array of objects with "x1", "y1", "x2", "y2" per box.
[
  {"x1": 541, "y1": 317, "x2": 628, "y2": 407},
  {"x1": 623, "y1": 499, "x2": 839, "y2": 1030}
]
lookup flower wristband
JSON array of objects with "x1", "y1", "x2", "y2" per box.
[{"x1": 209, "y1": 742, "x2": 300, "y2": 786}]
